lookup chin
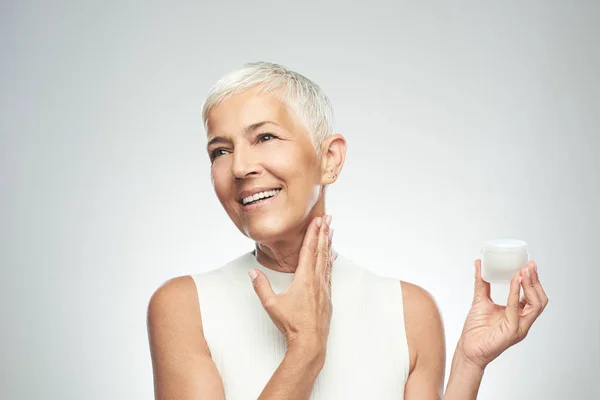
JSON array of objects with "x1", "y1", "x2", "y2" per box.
[{"x1": 242, "y1": 215, "x2": 291, "y2": 243}]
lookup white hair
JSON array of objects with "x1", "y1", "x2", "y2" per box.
[{"x1": 202, "y1": 61, "x2": 335, "y2": 159}]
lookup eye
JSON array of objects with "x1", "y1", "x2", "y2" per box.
[
  {"x1": 210, "y1": 148, "x2": 228, "y2": 161},
  {"x1": 257, "y1": 133, "x2": 278, "y2": 142}
]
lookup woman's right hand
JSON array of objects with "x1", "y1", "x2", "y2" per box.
[{"x1": 249, "y1": 215, "x2": 334, "y2": 357}]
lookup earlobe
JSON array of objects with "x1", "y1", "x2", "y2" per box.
[
  {"x1": 318, "y1": 134, "x2": 346, "y2": 186},
  {"x1": 320, "y1": 171, "x2": 337, "y2": 186},
  {"x1": 323, "y1": 172, "x2": 337, "y2": 186}
]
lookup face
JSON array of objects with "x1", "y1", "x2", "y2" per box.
[{"x1": 206, "y1": 88, "x2": 326, "y2": 242}]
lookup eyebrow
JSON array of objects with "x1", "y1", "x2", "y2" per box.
[{"x1": 206, "y1": 121, "x2": 278, "y2": 148}]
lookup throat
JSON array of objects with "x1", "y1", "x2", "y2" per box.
[{"x1": 252, "y1": 248, "x2": 300, "y2": 274}]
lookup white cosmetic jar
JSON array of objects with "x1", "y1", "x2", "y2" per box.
[{"x1": 481, "y1": 239, "x2": 529, "y2": 283}]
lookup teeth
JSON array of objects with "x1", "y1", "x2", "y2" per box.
[{"x1": 242, "y1": 189, "x2": 281, "y2": 205}]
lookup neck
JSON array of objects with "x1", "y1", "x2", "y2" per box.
[
  {"x1": 253, "y1": 238, "x2": 304, "y2": 274},
  {"x1": 252, "y1": 194, "x2": 333, "y2": 273},
  {"x1": 252, "y1": 211, "x2": 336, "y2": 273},
  {"x1": 252, "y1": 236, "x2": 338, "y2": 274}
]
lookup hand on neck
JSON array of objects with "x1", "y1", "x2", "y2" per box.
[
  {"x1": 252, "y1": 231, "x2": 337, "y2": 274},
  {"x1": 253, "y1": 241, "x2": 303, "y2": 274},
  {"x1": 252, "y1": 206, "x2": 334, "y2": 274}
]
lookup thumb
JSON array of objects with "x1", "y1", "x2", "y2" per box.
[
  {"x1": 249, "y1": 269, "x2": 275, "y2": 307},
  {"x1": 473, "y1": 259, "x2": 491, "y2": 302}
]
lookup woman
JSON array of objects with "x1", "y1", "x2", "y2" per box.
[{"x1": 147, "y1": 62, "x2": 548, "y2": 399}]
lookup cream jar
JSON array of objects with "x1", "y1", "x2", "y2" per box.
[{"x1": 481, "y1": 239, "x2": 529, "y2": 283}]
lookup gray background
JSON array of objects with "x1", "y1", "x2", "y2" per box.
[{"x1": 1, "y1": 1, "x2": 598, "y2": 399}]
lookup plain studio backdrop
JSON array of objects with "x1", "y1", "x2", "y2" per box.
[{"x1": 1, "y1": 1, "x2": 598, "y2": 399}]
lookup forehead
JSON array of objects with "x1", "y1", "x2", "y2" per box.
[{"x1": 206, "y1": 89, "x2": 301, "y2": 137}]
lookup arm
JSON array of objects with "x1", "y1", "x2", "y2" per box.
[
  {"x1": 401, "y1": 281, "x2": 485, "y2": 400},
  {"x1": 148, "y1": 216, "x2": 335, "y2": 399},
  {"x1": 257, "y1": 341, "x2": 325, "y2": 399},
  {"x1": 401, "y1": 281, "x2": 446, "y2": 399},
  {"x1": 403, "y1": 260, "x2": 548, "y2": 400},
  {"x1": 251, "y1": 215, "x2": 334, "y2": 399},
  {"x1": 444, "y1": 260, "x2": 547, "y2": 398},
  {"x1": 443, "y1": 347, "x2": 485, "y2": 399},
  {"x1": 147, "y1": 276, "x2": 226, "y2": 400},
  {"x1": 147, "y1": 276, "x2": 326, "y2": 400}
]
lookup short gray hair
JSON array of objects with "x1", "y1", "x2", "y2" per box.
[{"x1": 202, "y1": 62, "x2": 335, "y2": 159}]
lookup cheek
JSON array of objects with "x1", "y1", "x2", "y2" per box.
[
  {"x1": 211, "y1": 166, "x2": 232, "y2": 202},
  {"x1": 275, "y1": 158, "x2": 321, "y2": 212},
  {"x1": 267, "y1": 144, "x2": 316, "y2": 176},
  {"x1": 266, "y1": 148, "x2": 295, "y2": 169}
]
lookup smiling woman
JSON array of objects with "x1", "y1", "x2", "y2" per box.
[
  {"x1": 204, "y1": 85, "x2": 341, "y2": 245},
  {"x1": 146, "y1": 62, "x2": 548, "y2": 400}
]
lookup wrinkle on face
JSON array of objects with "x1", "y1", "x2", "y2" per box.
[{"x1": 206, "y1": 88, "x2": 322, "y2": 250}]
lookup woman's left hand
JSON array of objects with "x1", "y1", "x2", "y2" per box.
[{"x1": 456, "y1": 260, "x2": 549, "y2": 370}]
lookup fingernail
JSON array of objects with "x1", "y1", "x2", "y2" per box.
[
  {"x1": 316, "y1": 217, "x2": 322, "y2": 227},
  {"x1": 328, "y1": 228, "x2": 334, "y2": 239},
  {"x1": 326, "y1": 214, "x2": 332, "y2": 225},
  {"x1": 525, "y1": 268, "x2": 530, "y2": 278},
  {"x1": 248, "y1": 269, "x2": 258, "y2": 281}
]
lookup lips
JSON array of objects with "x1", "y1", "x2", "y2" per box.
[
  {"x1": 240, "y1": 188, "x2": 282, "y2": 212},
  {"x1": 238, "y1": 187, "x2": 282, "y2": 204}
]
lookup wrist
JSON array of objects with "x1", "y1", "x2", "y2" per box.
[
  {"x1": 443, "y1": 342, "x2": 486, "y2": 399},
  {"x1": 286, "y1": 338, "x2": 326, "y2": 368},
  {"x1": 451, "y1": 349, "x2": 486, "y2": 383}
]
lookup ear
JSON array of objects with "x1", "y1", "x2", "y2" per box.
[{"x1": 319, "y1": 134, "x2": 347, "y2": 185}]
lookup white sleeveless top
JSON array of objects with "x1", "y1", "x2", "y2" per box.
[{"x1": 190, "y1": 250, "x2": 410, "y2": 399}]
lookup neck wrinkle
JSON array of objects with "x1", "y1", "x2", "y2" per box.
[
  {"x1": 250, "y1": 244, "x2": 338, "y2": 275},
  {"x1": 253, "y1": 242, "x2": 302, "y2": 273}
]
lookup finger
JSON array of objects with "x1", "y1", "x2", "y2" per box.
[
  {"x1": 326, "y1": 227, "x2": 333, "y2": 270},
  {"x1": 518, "y1": 264, "x2": 544, "y2": 335},
  {"x1": 314, "y1": 214, "x2": 331, "y2": 281},
  {"x1": 505, "y1": 271, "x2": 522, "y2": 327},
  {"x1": 327, "y1": 226, "x2": 332, "y2": 250},
  {"x1": 473, "y1": 259, "x2": 491, "y2": 303},
  {"x1": 249, "y1": 269, "x2": 275, "y2": 308},
  {"x1": 529, "y1": 261, "x2": 549, "y2": 311},
  {"x1": 326, "y1": 228, "x2": 334, "y2": 293},
  {"x1": 296, "y1": 216, "x2": 323, "y2": 279}
]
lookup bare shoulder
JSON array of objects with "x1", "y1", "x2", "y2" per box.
[
  {"x1": 400, "y1": 281, "x2": 444, "y2": 329},
  {"x1": 148, "y1": 275, "x2": 198, "y2": 309},
  {"x1": 399, "y1": 280, "x2": 446, "y2": 397},
  {"x1": 147, "y1": 276, "x2": 204, "y2": 337},
  {"x1": 147, "y1": 275, "x2": 225, "y2": 399}
]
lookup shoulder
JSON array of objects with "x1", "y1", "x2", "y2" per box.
[
  {"x1": 146, "y1": 275, "x2": 213, "y2": 373},
  {"x1": 148, "y1": 275, "x2": 199, "y2": 316},
  {"x1": 147, "y1": 275, "x2": 204, "y2": 337},
  {"x1": 147, "y1": 276, "x2": 226, "y2": 396},
  {"x1": 400, "y1": 280, "x2": 444, "y2": 328},
  {"x1": 399, "y1": 281, "x2": 446, "y2": 378}
]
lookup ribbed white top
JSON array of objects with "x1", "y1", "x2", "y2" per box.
[{"x1": 190, "y1": 249, "x2": 410, "y2": 399}]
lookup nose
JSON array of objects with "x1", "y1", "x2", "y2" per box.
[{"x1": 231, "y1": 145, "x2": 261, "y2": 179}]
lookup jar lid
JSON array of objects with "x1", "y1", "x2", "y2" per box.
[{"x1": 482, "y1": 239, "x2": 528, "y2": 253}]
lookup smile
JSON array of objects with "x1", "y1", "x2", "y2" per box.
[{"x1": 241, "y1": 189, "x2": 282, "y2": 212}]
